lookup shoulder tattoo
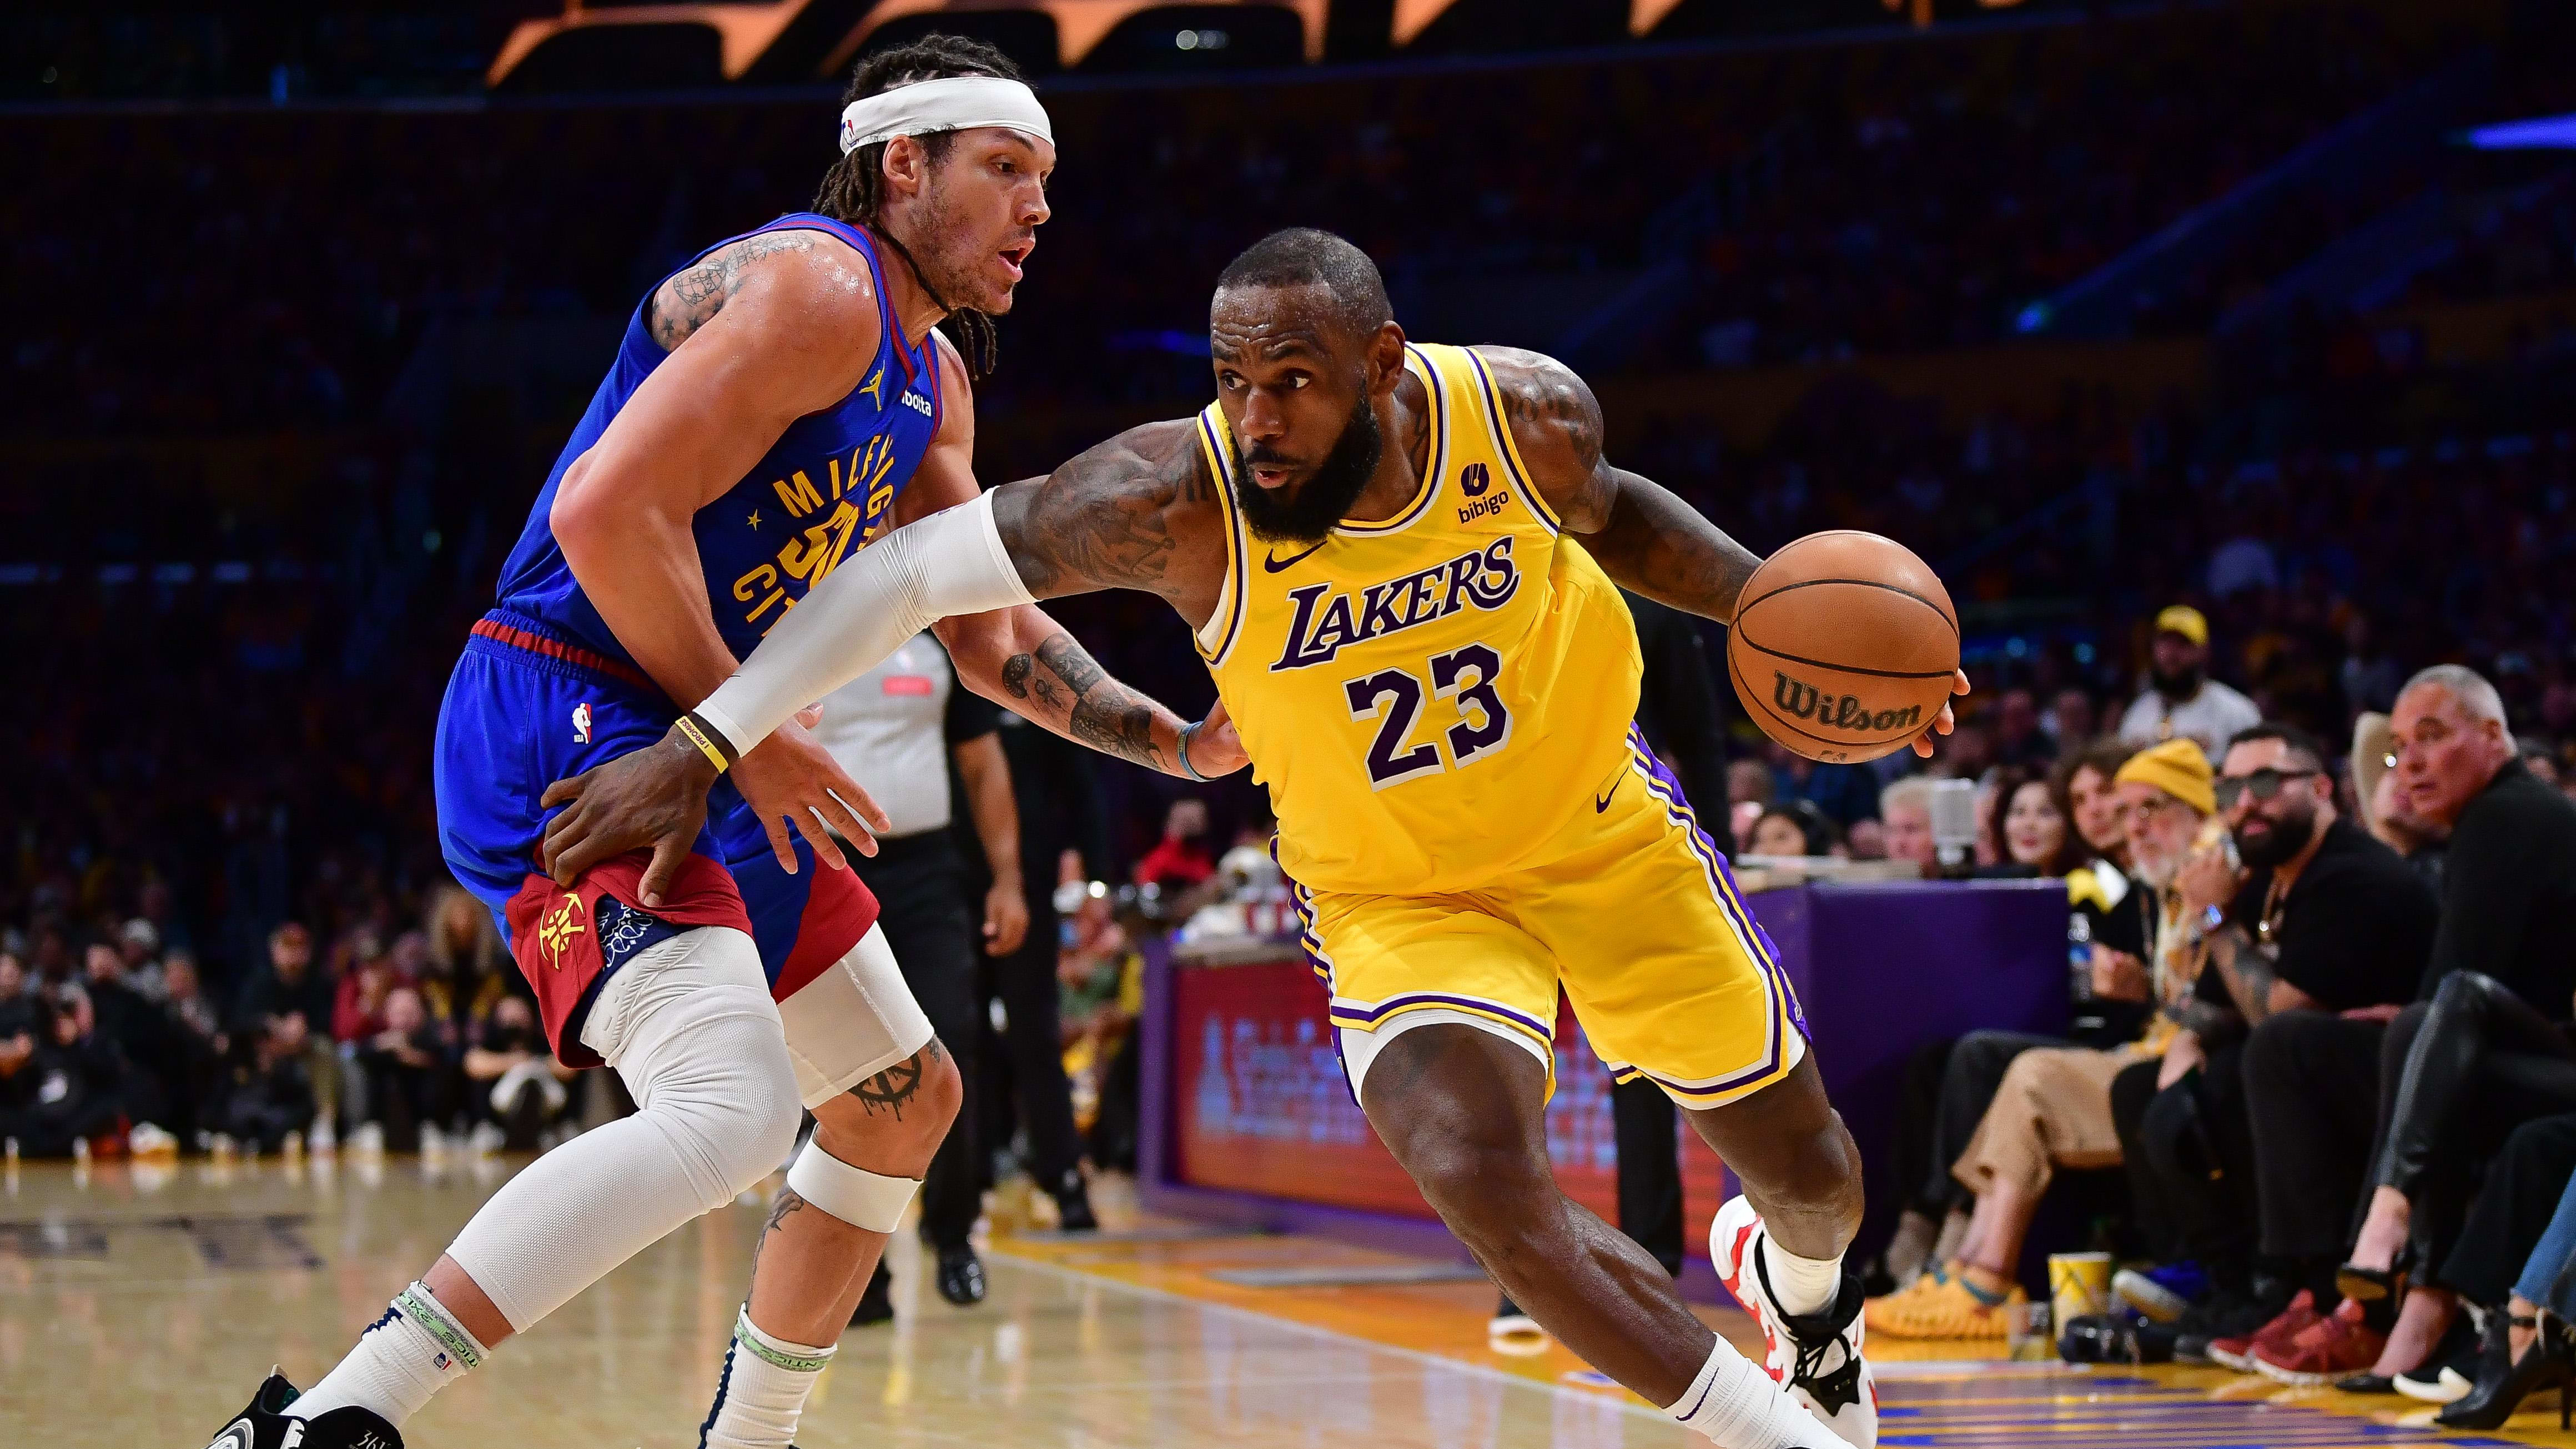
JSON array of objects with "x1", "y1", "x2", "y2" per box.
[{"x1": 647, "y1": 231, "x2": 823, "y2": 351}]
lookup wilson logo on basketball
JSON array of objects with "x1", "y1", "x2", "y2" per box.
[{"x1": 1770, "y1": 671, "x2": 1921, "y2": 735}]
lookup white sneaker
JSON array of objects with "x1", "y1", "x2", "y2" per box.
[
  {"x1": 420, "y1": 1123, "x2": 449, "y2": 1159},
  {"x1": 1711, "y1": 1195, "x2": 1877, "y2": 1448},
  {"x1": 309, "y1": 1118, "x2": 336, "y2": 1155},
  {"x1": 467, "y1": 1121, "x2": 506, "y2": 1156},
  {"x1": 127, "y1": 1122, "x2": 179, "y2": 1159},
  {"x1": 349, "y1": 1121, "x2": 385, "y2": 1157}
]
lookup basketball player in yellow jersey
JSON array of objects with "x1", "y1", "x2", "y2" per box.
[{"x1": 542, "y1": 229, "x2": 1965, "y2": 1449}]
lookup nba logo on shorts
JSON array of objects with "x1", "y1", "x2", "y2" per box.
[{"x1": 572, "y1": 702, "x2": 592, "y2": 744}]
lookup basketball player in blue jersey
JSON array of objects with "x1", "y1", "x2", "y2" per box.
[{"x1": 204, "y1": 37, "x2": 1242, "y2": 1449}]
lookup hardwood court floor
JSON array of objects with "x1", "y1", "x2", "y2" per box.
[{"x1": 4, "y1": 1154, "x2": 2570, "y2": 1448}]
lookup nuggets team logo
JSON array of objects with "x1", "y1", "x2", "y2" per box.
[
  {"x1": 536, "y1": 893, "x2": 588, "y2": 969},
  {"x1": 571, "y1": 701, "x2": 592, "y2": 743}
]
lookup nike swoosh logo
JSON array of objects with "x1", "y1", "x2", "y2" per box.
[
  {"x1": 1262, "y1": 540, "x2": 1329, "y2": 573},
  {"x1": 1596, "y1": 777, "x2": 1622, "y2": 812}
]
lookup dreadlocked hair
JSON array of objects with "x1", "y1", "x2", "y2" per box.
[{"x1": 813, "y1": 34, "x2": 1025, "y2": 379}]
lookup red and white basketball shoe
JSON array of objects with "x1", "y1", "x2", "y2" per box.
[{"x1": 1711, "y1": 1195, "x2": 1878, "y2": 1448}]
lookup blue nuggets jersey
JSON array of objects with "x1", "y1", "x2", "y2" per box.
[
  {"x1": 438, "y1": 213, "x2": 937, "y2": 1048},
  {"x1": 493, "y1": 213, "x2": 945, "y2": 671}
]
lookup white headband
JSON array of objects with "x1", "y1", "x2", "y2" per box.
[{"x1": 837, "y1": 76, "x2": 1053, "y2": 156}]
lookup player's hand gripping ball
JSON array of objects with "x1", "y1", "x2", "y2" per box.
[{"x1": 1726, "y1": 530, "x2": 1961, "y2": 763}]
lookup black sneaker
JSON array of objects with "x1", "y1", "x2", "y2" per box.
[
  {"x1": 935, "y1": 1246, "x2": 988, "y2": 1306},
  {"x1": 1054, "y1": 1177, "x2": 1099, "y2": 1233},
  {"x1": 850, "y1": 1264, "x2": 894, "y2": 1327},
  {"x1": 205, "y1": 1372, "x2": 404, "y2": 1449}
]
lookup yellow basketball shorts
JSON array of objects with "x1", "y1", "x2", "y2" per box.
[{"x1": 1290, "y1": 727, "x2": 1809, "y2": 1108}]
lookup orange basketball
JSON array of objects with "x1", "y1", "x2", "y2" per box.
[{"x1": 1725, "y1": 531, "x2": 1959, "y2": 764}]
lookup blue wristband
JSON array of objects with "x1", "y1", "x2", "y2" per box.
[{"x1": 1175, "y1": 721, "x2": 1211, "y2": 782}]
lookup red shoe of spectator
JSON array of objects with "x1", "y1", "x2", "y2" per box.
[
  {"x1": 2210, "y1": 1290, "x2": 2323, "y2": 1372},
  {"x1": 2254, "y1": 1297, "x2": 2387, "y2": 1386}
]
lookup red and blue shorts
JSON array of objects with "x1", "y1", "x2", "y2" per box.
[{"x1": 434, "y1": 610, "x2": 879, "y2": 1066}]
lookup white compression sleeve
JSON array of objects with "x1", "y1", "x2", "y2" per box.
[{"x1": 694, "y1": 489, "x2": 1034, "y2": 755}]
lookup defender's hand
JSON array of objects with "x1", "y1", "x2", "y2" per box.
[
  {"x1": 726, "y1": 716, "x2": 893, "y2": 877},
  {"x1": 983, "y1": 877, "x2": 1029, "y2": 957},
  {"x1": 541, "y1": 732, "x2": 719, "y2": 905},
  {"x1": 1185, "y1": 697, "x2": 1250, "y2": 777},
  {"x1": 1909, "y1": 670, "x2": 1972, "y2": 759}
]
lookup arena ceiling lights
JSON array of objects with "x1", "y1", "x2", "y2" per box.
[{"x1": 488, "y1": 0, "x2": 1329, "y2": 86}]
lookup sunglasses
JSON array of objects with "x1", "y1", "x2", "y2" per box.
[{"x1": 2213, "y1": 767, "x2": 2314, "y2": 809}]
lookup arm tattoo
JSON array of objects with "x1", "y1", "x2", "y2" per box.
[
  {"x1": 749, "y1": 1188, "x2": 807, "y2": 1279},
  {"x1": 647, "y1": 232, "x2": 819, "y2": 351},
  {"x1": 994, "y1": 632, "x2": 1166, "y2": 771},
  {"x1": 847, "y1": 1039, "x2": 944, "y2": 1120},
  {"x1": 1483, "y1": 348, "x2": 1763, "y2": 623},
  {"x1": 998, "y1": 422, "x2": 1209, "y2": 597},
  {"x1": 2206, "y1": 926, "x2": 2281, "y2": 1024}
]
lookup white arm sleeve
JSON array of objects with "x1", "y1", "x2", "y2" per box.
[{"x1": 692, "y1": 489, "x2": 1034, "y2": 755}]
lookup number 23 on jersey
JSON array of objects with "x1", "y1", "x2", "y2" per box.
[{"x1": 1345, "y1": 643, "x2": 1512, "y2": 790}]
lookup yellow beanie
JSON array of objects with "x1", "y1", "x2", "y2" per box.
[{"x1": 2115, "y1": 737, "x2": 2215, "y2": 816}]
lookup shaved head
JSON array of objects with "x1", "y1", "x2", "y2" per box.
[{"x1": 1214, "y1": 228, "x2": 1393, "y2": 339}]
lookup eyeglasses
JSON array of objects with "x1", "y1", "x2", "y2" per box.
[{"x1": 2213, "y1": 767, "x2": 2311, "y2": 809}]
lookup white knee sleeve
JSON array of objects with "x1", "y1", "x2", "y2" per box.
[
  {"x1": 445, "y1": 927, "x2": 801, "y2": 1332},
  {"x1": 786, "y1": 1138, "x2": 922, "y2": 1233}
]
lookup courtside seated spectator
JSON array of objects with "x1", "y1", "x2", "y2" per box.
[
  {"x1": 158, "y1": 953, "x2": 229, "y2": 1149},
  {"x1": 2240, "y1": 667, "x2": 2576, "y2": 1385},
  {"x1": 218, "y1": 1010, "x2": 319, "y2": 1155},
  {"x1": 357, "y1": 986, "x2": 447, "y2": 1154},
  {"x1": 2120, "y1": 607, "x2": 2261, "y2": 763},
  {"x1": 463, "y1": 995, "x2": 573, "y2": 1154},
  {"x1": 1868, "y1": 739, "x2": 2215, "y2": 1339},
  {"x1": 2114, "y1": 723, "x2": 2437, "y2": 1365},
  {"x1": 233, "y1": 922, "x2": 336, "y2": 1140},
  {"x1": 1874, "y1": 739, "x2": 2149, "y2": 1290}
]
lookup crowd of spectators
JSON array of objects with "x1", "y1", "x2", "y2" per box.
[
  {"x1": 1852, "y1": 658, "x2": 2576, "y2": 1427},
  {"x1": 0, "y1": 883, "x2": 581, "y2": 1163}
]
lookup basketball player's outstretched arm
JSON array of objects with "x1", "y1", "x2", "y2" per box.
[
  {"x1": 903, "y1": 338, "x2": 1234, "y2": 777},
  {"x1": 540, "y1": 415, "x2": 1242, "y2": 898},
  {"x1": 1477, "y1": 345, "x2": 1966, "y2": 755}
]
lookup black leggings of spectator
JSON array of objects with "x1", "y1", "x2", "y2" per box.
[
  {"x1": 2440, "y1": 1113, "x2": 2576, "y2": 1306},
  {"x1": 2111, "y1": 1044, "x2": 2257, "y2": 1289},
  {"x1": 2244, "y1": 1010, "x2": 2387, "y2": 1286},
  {"x1": 2366, "y1": 972, "x2": 2576, "y2": 1272}
]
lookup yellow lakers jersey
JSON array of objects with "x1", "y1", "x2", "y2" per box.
[{"x1": 1192, "y1": 343, "x2": 1644, "y2": 896}]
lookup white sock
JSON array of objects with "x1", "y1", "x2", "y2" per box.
[
  {"x1": 703, "y1": 1307, "x2": 837, "y2": 1449},
  {"x1": 1762, "y1": 1238, "x2": 1845, "y2": 1317},
  {"x1": 1666, "y1": 1336, "x2": 1826, "y2": 1448},
  {"x1": 293, "y1": 1282, "x2": 488, "y2": 1427}
]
